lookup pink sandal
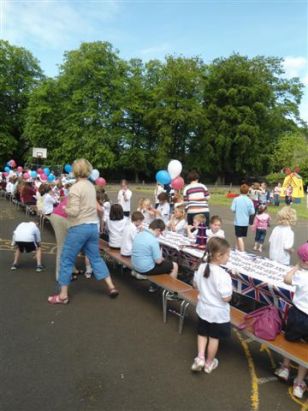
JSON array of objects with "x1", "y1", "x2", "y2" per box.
[{"x1": 48, "y1": 294, "x2": 69, "y2": 305}]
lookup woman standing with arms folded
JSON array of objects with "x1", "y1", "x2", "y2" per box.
[{"x1": 48, "y1": 159, "x2": 119, "y2": 304}]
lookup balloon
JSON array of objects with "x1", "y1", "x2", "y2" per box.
[
  {"x1": 37, "y1": 168, "x2": 43, "y2": 174},
  {"x1": 47, "y1": 174, "x2": 55, "y2": 182},
  {"x1": 90, "y1": 169, "x2": 100, "y2": 181},
  {"x1": 64, "y1": 164, "x2": 72, "y2": 173},
  {"x1": 40, "y1": 174, "x2": 47, "y2": 182},
  {"x1": 167, "y1": 160, "x2": 182, "y2": 180},
  {"x1": 30, "y1": 170, "x2": 37, "y2": 178},
  {"x1": 17, "y1": 166, "x2": 23, "y2": 173},
  {"x1": 43, "y1": 167, "x2": 50, "y2": 176},
  {"x1": 95, "y1": 177, "x2": 106, "y2": 187},
  {"x1": 155, "y1": 170, "x2": 171, "y2": 185},
  {"x1": 3, "y1": 172, "x2": 8, "y2": 177},
  {"x1": 23, "y1": 172, "x2": 30, "y2": 180},
  {"x1": 4, "y1": 166, "x2": 10, "y2": 172},
  {"x1": 171, "y1": 176, "x2": 185, "y2": 190}
]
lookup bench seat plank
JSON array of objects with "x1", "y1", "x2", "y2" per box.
[{"x1": 148, "y1": 275, "x2": 192, "y2": 293}]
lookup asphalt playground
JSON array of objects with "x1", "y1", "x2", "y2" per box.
[{"x1": 0, "y1": 193, "x2": 307, "y2": 411}]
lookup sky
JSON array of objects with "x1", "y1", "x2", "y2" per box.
[{"x1": 1, "y1": 0, "x2": 307, "y2": 120}]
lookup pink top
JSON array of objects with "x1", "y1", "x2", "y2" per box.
[
  {"x1": 253, "y1": 213, "x2": 271, "y2": 231},
  {"x1": 53, "y1": 198, "x2": 68, "y2": 218}
]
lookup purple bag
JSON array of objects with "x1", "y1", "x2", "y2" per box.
[{"x1": 238, "y1": 305, "x2": 282, "y2": 341}]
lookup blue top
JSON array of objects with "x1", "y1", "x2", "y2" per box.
[
  {"x1": 131, "y1": 229, "x2": 161, "y2": 273},
  {"x1": 231, "y1": 195, "x2": 255, "y2": 226}
]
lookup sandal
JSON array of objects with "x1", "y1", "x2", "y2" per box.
[
  {"x1": 48, "y1": 294, "x2": 69, "y2": 305},
  {"x1": 108, "y1": 288, "x2": 119, "y2": 299}
]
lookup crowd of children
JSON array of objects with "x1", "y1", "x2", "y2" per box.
[{"x1": 2, "y1": 169, "x2": 307, "y2": 400}]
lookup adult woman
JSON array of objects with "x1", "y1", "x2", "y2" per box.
[
  {"x1": 48, "y1": 159, "x2": 119, "y2": 304},
  {"x1": 183, "y1": 171, "x2": 210, "y2": 226}
]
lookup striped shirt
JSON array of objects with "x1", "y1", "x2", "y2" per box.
[{"x1": 183, "y1": 182, "x2": 210, "y2": 214}]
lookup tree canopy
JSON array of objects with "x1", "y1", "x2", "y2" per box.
[{"x1": 1, "y1": 40, "x2": 306, "y2": 182}]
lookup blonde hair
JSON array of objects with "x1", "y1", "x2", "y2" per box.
[
  {"x1": 73, "y1": 159, "x2": 93, "y2": 178},
  {"x1": 174, "y1": 206, "x2": 185, "y2": 220},
  {"x1": 142, "y1": 198, "x2": 152, "y2": 209},
  {"x1": 193, "y1": 214, "x2": 206, "y2": 224},
  {"x1": 277, "y1": 206, "x2": 297, "y2": 226}
]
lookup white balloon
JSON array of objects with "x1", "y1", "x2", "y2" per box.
[
  {"x1": 167, "y1": 160, "x2": 182, "y2": 180},
  {"x1": 91, "y1": 169, "x2": 100, "y2": 181}
]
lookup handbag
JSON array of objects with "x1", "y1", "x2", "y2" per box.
[{"x1": 238, "y1": 305, "x2": 282, "y2": 341}]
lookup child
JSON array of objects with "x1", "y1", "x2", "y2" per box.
[
  {"x1": 191, "y1": 237, "x2": 232, "y2": 373},
  {"x1": 117, "y1": 179, "x2": 132, "y2": 217},
  {"x1": 274, "y1": 242, "x2": 308, "y2": 399},
  {"x1": 206, "y1": 216, "x2": 225, "y2": 240},
  {"x1": 154, "y1": 183, "x2": 165, "y2": 208},
  {"x1": 155, "y1": 192, "x2": 171, "y2": 225},
  {"x1": 11, "y1": 221, "x2": 44, "y2": 272},
  {"x1": 139, "y1": 198, "x2": 156, "y2": 225},
  {"x1": 167, "y1": 206, "x2": 186, "y2": 236},
  {"x1": 285, "y1": 185, "x2": 293, "y2": 205},
  {"x1": 269, "y1": 206, "x2": 297, "y2": 265},
  {"x1": 273, "y1": 182, "x2": 282, "y2": 206},
  {"x1": 252, "y1": 205, "x2": 271, "y2": 252},
  {"x1": 187, "y1": 214, "x2": 207, "y2": 247},
  {"x1": 106, "y1": 204, "x2": 128, "y2": 248},
  {"x1": 43, "y1": 185, "x2": 57, "y2": 215},
  {"x1": 120, "y1": 211, "x2": 144, "y2": 257}
]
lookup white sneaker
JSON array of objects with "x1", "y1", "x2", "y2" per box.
[
  {"x1": 131, "y1": 270, "x2": 147, "y2": 280},
  {"x1": 274, "y1": 366, "x2": 289, "y2": 382},
  {"x1": 191, "y1": 357, "x2": 205, "y2": 372},
  {"x1": 84, "y1": 271, "x2": 92, "y2": 279},
  {"x1": 293, "y1": 382, "x2": 306, "y2": 399},
  {"x1": 204, "y1": 358, "x2": 219, "y2": 374}
]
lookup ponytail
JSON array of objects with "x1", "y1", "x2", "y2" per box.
[
  {"x1": 202, "y1": 237, "x2": 230, "y2": 278},
  {"x1": 202, "y1": 250, "x2": 212, "y2": 278}
]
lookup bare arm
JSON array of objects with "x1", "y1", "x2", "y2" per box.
[{"x1": 284, "y1": 265, "x2": 299, "y2": 285}]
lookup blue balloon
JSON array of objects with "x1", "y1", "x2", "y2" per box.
[
  {"x1": 44, "y1": 167, "x2": 50, "y2": 176},
  {"x1": 64, "y1": 164, "x2": 72, "y2": 173},
  {"x1": 47, "y1": 174, "x2": 55, "y2": 182},
  {"x1": 155, "y1": 170, "x2": 171, "y2": 185},
  {"x1": 4, "y1": 166, "x2": 10, "y2": 172},
  {"x1": 30, "y1": 170, "x2": 37, "y2": 178}
]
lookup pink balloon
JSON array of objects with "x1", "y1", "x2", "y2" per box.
[
  {"x1": 23, "y1": 172, "x2": 30, "y2": 180},
  {"x1": 37, "y1": 168, "x2": 43, "y2": 174},
  {"x1": 17, "y1": 166, "x2": 23, "y2": 173},
  {"x1": 171, "y1": 176, "x2": 184, "y2": 190},
  {"x1": 40, "y1": 174, "x2": 47, "y2": 181},
  {"x1": 95, "y1": 177, "x2": 106, "y2": 187},
  {"x1": 3, "y1": 172, "x2": 8, "y2": 177}
]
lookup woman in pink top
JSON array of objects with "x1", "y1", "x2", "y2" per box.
[{"x1": 252, "y1": 204, "x2": 271, "y2": 252}]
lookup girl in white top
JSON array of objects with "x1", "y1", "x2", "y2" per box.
[
  {"x1": 155, "y1": 192, "x2": 171, "y2": 225},
  {"x1": 106, "y1": 204, "x2": 128, "y2": 248},
  {"x1": 117, "y1": 179, "x2": 132, "y2": 217},
  {"x1": 206, "y1": 215, "x2": 225, "y2": 240},
  {"x1": 43, "y1": 186, "x2": 57, "y2": 215},
  {"x1": 167, "y1": 206, "x2": 186, "y2": 236},
  {"x1": 274, "y1": 242, "x2": 308, "y2": 399},
  {"x1": 154, "y1": 183, "x2": 165, "y2": 208},
  {"x1": 191, "y1": 237, "x2": 232, "y2": 374},
  {"x1": 138, "y1": 198, "x2": 156, "y2": 225},
  {"x1": 269, "y1": 206, "x2": 297, "y2": 265}
]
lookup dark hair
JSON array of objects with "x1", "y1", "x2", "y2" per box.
[
  {"x1": 157, "y1": 192, "x2": 169, "y2": 202},
  {"x1": 131, "y1": 211, "x2": 144, "y2": 222},
  {"x1": 149, "y1": 219, "x2": 166, "y2": 231},
  {"x1": 38, "y1": 183, "x2": 48, "y2": 195},
  {"x1": 203, "y1": 237, "x2": 230, "y2": 278},
  {"x1": 240, "y1": 184, "x2": 249, "y2": 194},
  {"x1": 187, "y1": 170, "x2": 199, "y2": 183},
  {"x1": 96, "y1": 188, "x2": 109, "y2": 204},
  {"x1": 210, "y1": 215, "x2": 222, "y2": 224},
  {"x1": 257, "y1": 204, "x2": 267, "y2": 214},
  {"x1": 109, "y1": 204, "x2": 124, "y2": 221}
]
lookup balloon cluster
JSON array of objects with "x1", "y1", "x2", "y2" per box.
[
  {"x1": 155, "y1": 160, "x2": 184, "y2": 190},
  {"x1": 89, "y1": 168, "x2": 106, "y2": 187},
  {"x1": 2, "y1": 159, "x2": 56, "y2": 182}
]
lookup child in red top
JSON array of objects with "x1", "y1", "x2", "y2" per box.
[{"x1": 252, "y1": 205, "x2": 271, "y2": 252}]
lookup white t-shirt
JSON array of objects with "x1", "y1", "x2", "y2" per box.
[
  {"x1": 193, "y1": 263, "x2": 232, "y2": 323},
  {"x1": 117, "y1": 189, "x2": 132, "y2": 212},
  {"x1": 154, "y1": 185, "x2": 165, "y2": 204},
  {"x1": 13, "y1": 222, "x2": 41, "y2": 243},
  {"x1": 292, "y1": 269, "x2": 308, "y2": 315},
  {"x1": 142, "y1": 209, "x2": 155, "y2": 225},
  {"x1": 269, "y1": 225, "x2": 294, "y2": 265},
  {"x1": 170, "y1": 219, "x2": 186, "y2": 236},
  {"x1": 106, "y1": 218, "x2": 128, "y2": 248},
  {"x1": 120, "y1": 221, "x2": 139, "y2": 256},
  {"x1": 43, "y1": 193, "x2": 57, "y2": 215},
  {"x1": 103, "y1": 201, "x2": 111, "y2": 222},
  {"x1": 206, "y1": 228, "x2": 225, "y2": 239},
  {"x1": 156, "y1": 202, "x2": 170, "y2": 224}
]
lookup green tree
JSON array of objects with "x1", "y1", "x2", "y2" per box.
[
  {"x1": 190, "y1": 54, "x2": 304, "y2": 182},
  {"x1": 0, "y1": 40, "x2": 43, "y2": 164}
]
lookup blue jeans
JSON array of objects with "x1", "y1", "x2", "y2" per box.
[
  {"x1": 59, "y1": 224, "x2": 109, "y2": 286},
  {"x1": 255, "y1": 229, "x2": 267, "y2": 244}
]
